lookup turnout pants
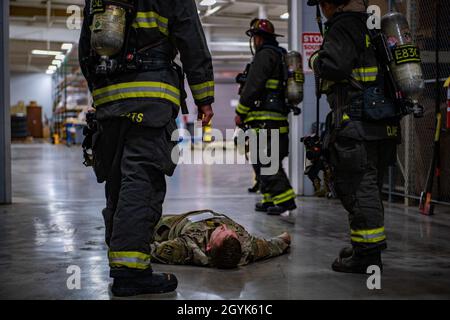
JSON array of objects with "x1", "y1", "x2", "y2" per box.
[
  {"x1": 94, "y1": 118, "x2": 177, "y2": 277},
  {"x1": 253, "y1": 130, "x2": 296, "y2": 206},
  {"x1": 331, "y1": 135, "x2": 396, "y2": 254}
]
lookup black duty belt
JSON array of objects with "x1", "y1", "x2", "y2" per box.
[
  {"x1": 117, "y1": 57, "x2": 172, "y2": 74},
  {"x1": 137, "y1": 59, "x2": 172, "y2": 71}
]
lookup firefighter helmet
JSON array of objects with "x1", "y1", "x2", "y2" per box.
[{"x1": 246, "y1": 18, "x2": 284, "y2": 38}]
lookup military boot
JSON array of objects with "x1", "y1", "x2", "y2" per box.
[
  {"x1": 332, "y1": 251, "x2": 382, "y2": 274},
  {"x1": 313, "y1": 178, "x2": 326, "y2": 197},
  {"x1": 112, "y1": 272, "x2": 178, "y2": 297},
  {"x1": 267, "y1": 199, "x2": 297, "y2": 216}
]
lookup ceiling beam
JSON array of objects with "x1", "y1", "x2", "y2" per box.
[
  {"x1": 10, "y1": 0, "x2": 84, "y2": 10},
  {"x1": 10, "y1": 5, "x2": 69, "y2": 17}
]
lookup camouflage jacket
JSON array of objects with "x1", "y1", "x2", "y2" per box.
[{"x1": 151, "y1": 210, "x2": 288, "y2": 267}]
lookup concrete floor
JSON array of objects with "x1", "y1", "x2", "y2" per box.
[{"x1": 1, "y1": 143, "x2": 450, "y2": 300}]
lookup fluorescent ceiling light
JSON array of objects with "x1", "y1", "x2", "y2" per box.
[
  {"x1": 52, "y1": 60, "x2": 62, "y2": 67},
  {"x1": 55, "y1": 54, "x2": 66, "y2": 61},
  {"x1": 280, "y1": 12, "x2": 289, "y2": 20},
  {"x1": 32, "y1": 50, "x2": 62, "y2": 56},
  {"x1": 61, "y1": 43, "x2": 73, "y2": 51},
  {"x1": 200, "y1": 0, "x2": 216, "y2": 6},
  {"x1": 46, "y1": 70, "x2": 55, "y2": 75},
  {"x1": 48, "y1": 65, "x2": 57, "y2": 71}
]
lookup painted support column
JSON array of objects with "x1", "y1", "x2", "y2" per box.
[
  {"x1": 0, "y1": 0, "x2": 11, "y2": 204},
  {"x1": 288, "y1": 0, "x2": 304, "y2": 196}
]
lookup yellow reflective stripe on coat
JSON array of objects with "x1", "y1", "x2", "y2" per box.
[
  {"x1": 109, "y1": 251, "x2": 151, "y2": 269},
  {"x1": 244, "y1": 111, "x2": 288, "y2": 123},
  {"x1": 132, "y1": 11, "x2": 169, "y2": 36},
  {"x1": 190, "y1": 81, "x2": 214, "y2": 101},
  {"x1": 266, "y1": 79, "x2": 280, "y2": 90},
  {"x1": 444, "y1": 76, "x2": 450, "y2": 88},
  {"x1": 351, "y1": 227, "x2": 386, "y2": 243},
  {"x1": 352, "y1": 67, "x2": 378, "y2": 82},
  {"x1": 272, "y1": 189, "x2": 296, "y2": 205},
  {"x1": 92, "y1": 81, "x2": 180, "y2": 107},
  {"x1": 236, "y1": 102, "x2": 250, "y2": 114},
  {"x1": 279, "y1": 126, "x2": 289, "y2": 134},
  {"x1": 342, "y1": 113, "x2": 350, "y2": 121}
]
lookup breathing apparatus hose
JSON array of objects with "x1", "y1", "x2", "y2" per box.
[
  {"x1": 249, "y1": 35, "x2": 255, "y2": 56},
  {"x1": 315, "y1": 4, "x2": 323, "y2": 136}
]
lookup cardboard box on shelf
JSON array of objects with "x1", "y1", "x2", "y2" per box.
[{"x1": 10, "y1": 101, "x2": 26, "y2": 116}]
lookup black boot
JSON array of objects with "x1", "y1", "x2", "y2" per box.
[
  {"x1": 248, "y1": 181, "x2": 260, "y2": 193},
  {"x1": 112, "y1": 272, "x2": 178, "y2": 297},
  {"x1": 267, "y1": 199, "x2": 297, "y2": 216},
  {"x1": 332, "y1": 251, "x2": 382, "y2": 274},
  {"x1": 339, "y1": 247, "x2": 353, "y2": 259},
  {"x1": 255, "y1": 202, "x2": 273, "y2": 212}
]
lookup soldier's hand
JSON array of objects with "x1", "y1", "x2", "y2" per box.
[
  {"x1": 198, "y1": 104, "x2": 214, "y2": 126},
  {"x1": 235, "y1": 115, "x2": 242, "y2": 127}
]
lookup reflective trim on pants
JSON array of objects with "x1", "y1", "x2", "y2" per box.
[
  {"x1": 109, "y1": 251, "x2": 151, "y2": 270},
  {"x1": 244, "y1": 111, "x2": 288, "y2": 123},
  {"x1": 261, "y1": 193, "x2": 273, "y2": 204},
  {"x1": 351, "y1": 227, "x2": 386, "y2": 244},
  {"x1": 272, "y1": 189, "x2": 296, "y2": 205}
]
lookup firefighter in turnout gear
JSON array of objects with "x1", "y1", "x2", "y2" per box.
[
  {"x1": 308, "y1": 0, "x2": 402, "y2": 273},
  {"x1": 235, "y1": 18, "x2": 297, "y2": 216},
  {"x1": 79, "y1": 0, "x2": 214, "y2": 296},
  {"x1": 150, "y1": 210, "x2": 291, "y2": 268}
]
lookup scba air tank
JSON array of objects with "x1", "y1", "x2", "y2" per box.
[
  {"x1": 90, "y1": 3, "x2": 127, "y2": 58},
  {"x1": 285, "y1": 51, "x2": 304, "y2": 105},
  {"x1": 381, "y1": 12, "x2": 425, "y2": 103}
]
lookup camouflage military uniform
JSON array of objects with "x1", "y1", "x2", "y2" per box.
[{"x1": 151, "y1": 210, "x2": 289, "y2": 266}]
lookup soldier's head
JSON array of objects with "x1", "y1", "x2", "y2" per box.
[
  {"x1": 307, "y1": 0, "x2": 351, "y2": 19},
  {"x1": 207, "y1": 224, "x2": 242, "y2": 269}
]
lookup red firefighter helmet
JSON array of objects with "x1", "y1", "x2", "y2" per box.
[{"x1": 246, "y1": 18, "x2": 284, "y2": 38}]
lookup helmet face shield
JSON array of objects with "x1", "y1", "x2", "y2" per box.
[
  {"x1": 249, "y1": 36, "x2": 256, "y2": 56},
  {"x1": 245, "y1": 18, "x2": 284, "y2": 38}
]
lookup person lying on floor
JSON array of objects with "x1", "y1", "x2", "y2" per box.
[{"x1": 151, "y1": 210, "x2": 291, "y2": 269}]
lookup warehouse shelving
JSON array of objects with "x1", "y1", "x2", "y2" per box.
[{"x1": 51, "y1": 48, "x2": 90, "y2": 145}]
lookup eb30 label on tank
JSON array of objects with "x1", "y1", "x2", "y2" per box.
[
  {"x1": 393, "y1": 44, "x2": 422, "y2": 65},
  {"x1": 294, "y1": 71, "x2": 305, "y2": 83}
]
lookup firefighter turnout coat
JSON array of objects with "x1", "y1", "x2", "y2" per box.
[{"x1": 79, "y1": 0, "x2": 215, "y2": 128}]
